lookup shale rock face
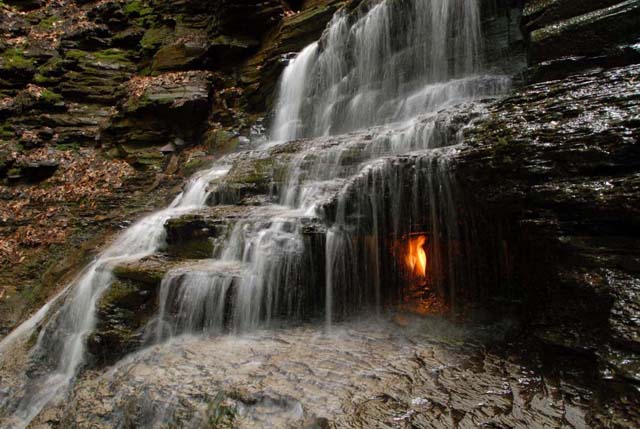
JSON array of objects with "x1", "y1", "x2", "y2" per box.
[
  {"x1": 0, "y1": 0, "x2": 347, "y2": 175},
  {"x1": 523, "y1": 0, "x2": 640, "y2": 82},
  {"x1": 448, "y1": 0, "x2": 640, "y2": 421},
  {"x1": 458, "y1": 63, "x2": 640, "y2": 380},
  {"x1": 1, "y1": 1, "x2": 639, "y2": 423},
  {"x1": 102, "y1": 70, "x2": 214, "y2": 167}
]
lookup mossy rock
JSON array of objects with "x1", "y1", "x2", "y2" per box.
[
  {"x1": 113, "y1": 257, "x2": 169, "y2": 285},
  {"x1": 93, "y1": 48, "x2": 134, "y2": 63},
  {"x1": 37, "y1": 15, "x2": 61, "y2": 30},
  {"x1": 39, "y1": 88, "x2": 64, "y2": 105},
  {"x1": 98, "y1": 278, "x2": 156, "y2": 311},
  {"x1": 124, "y1": 0, "x2": 155, "y2": 19},
  {"x1": 204, "y1": 129, "x2": 240, "y2": 155},
  {"x1": 141, "y1": 26, "x2": 173, "y2": 54},
  {"x1": 33, "y1": 56, "x2": 65, "y2": 85},
  {"x1": 88, "y1": 277, "x2": 159, "y2": 365},
  {"x1": 164, "y1": 213, "x2": 225, "y2": 259},
  {"x1": 0, "y1": 48, "x2": 36, "y2": 74}
]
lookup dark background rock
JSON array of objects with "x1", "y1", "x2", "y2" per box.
[{"x1": 454, "y1": 62, "x2": 640, "y2": 420}]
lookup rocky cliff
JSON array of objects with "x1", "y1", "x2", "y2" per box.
[
  {"x1": 1, "y1": 0, "x2": 639, "y2": 425},
  {"x1": 453, "y1": 0, "x2": 640, "y2": 424}
]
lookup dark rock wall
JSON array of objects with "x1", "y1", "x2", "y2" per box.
[
  {"x1": 449, "y1": 1, "x2": 640, "y2": 421},
  {"x1": 481, "y1": 0, "x2": 527, "y2": 79},
  {"x1": 0, "y1": 0, "x2": 345, "y2": 171},
  {"x1": 524, "y1": 0, "x2": 640, "y2": 82}
]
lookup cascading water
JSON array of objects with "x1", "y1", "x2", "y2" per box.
[
  {"x1": 271, "y1": 0, "x2": 485, "y2": 140},
  {"x1": 151, "y1": 0, "x2": 509, "y2": 337},
  {"x1": 0, "y1": 0, "x2": 511, "y2": 426}
]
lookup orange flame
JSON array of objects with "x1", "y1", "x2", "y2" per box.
[{"x1": 406, "y1": 235, "x2": 427, "y2": 277}]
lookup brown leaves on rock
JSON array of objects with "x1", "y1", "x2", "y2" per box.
[
  {"x1": 25, "y1": 84, "x2": 45, "y2": 99},
  {"x1": 126, "y1": 75, "x2": 154, "y2": 99},
  {"x1": 126, "y1": 71, "x2": 214, "y2": 101},
  {"x1": 0, "y1": 146, "x2": 135, "y2": 267}
]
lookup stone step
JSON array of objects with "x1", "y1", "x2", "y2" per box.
[
  {"x1": 164, "y1": 204, "x2": 327, "y2": 258},
  {"x1": 90, "y1": 255, "x2": 248, "y2": 364},
  {"x1": 112, "y1": 254, "x2": 246, "y2": 286}
]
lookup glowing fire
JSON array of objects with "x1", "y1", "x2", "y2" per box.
[{"x1": 406, "y1": 235, "x2": 427, "y2": 277}]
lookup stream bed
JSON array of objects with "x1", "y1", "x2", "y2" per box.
[{"x1": 28, "y1": 315, "x2": 592, "y2": 428}]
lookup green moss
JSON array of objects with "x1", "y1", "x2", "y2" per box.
[
  {"x1": 141, "y1": 26, "x2": 173, "y2": 53},
  {"x1": 93, "y1": 48, "x2": 131, "y2": 63},
  {"x1": 66, "y1": 48, "x2": 131, "y2": 65},
  {"x1": 98, "y1": 280, "x2": 138, "y2": 312},
  {"x1": 33, "y1": 73, "x2": 47, "y2": 84},
  {"x1": 124, "y1": 0, "x2": 154, "y2": 17},
  {"x1": 38, "y1": 56, "x2": 64, "y2": 75},
  {"x1": 113, "y1": 262, "x2": 166, "y2": 284},
  {"x1": 124, "y1": 0, "x2": 156, "y2": 28},
  {"x1": 56, "y1": 142, "x2": 81, "y2": 152},
  {"x1": 123, "y1": 0, "x2": 142, "y2": 14},
  {"x1": 0, "y1": 125, "x2": 14, "y2": 139},
  {"x1": 17, "y1": 246, "x2": 70, "y2": 303},
  {"x1": 124, "y1": 94, "x2": 151, "y2": 112},
  {"x1": 229, "y1": 157, "x2": 275, "y2": 186},
  {"x1": 7, "y1": 167, "x2": 21, "y2": 177},
  {"x1": 183, "y1": 158, "x2": 209, "y2": 176},
  {"x1": 64, "y1": 49, "x2": 88, "y2": 61},
  {"x1": 38, "y1": 15, "x2": 60, "y2": 30},
  {"x1": 39, "y1": 88, "x2": 63, "y2": 104},
  {"x1": 1, "y1": 48, "x2": 35, "y2": 72}
]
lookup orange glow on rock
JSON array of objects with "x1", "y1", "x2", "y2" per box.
[{"x1": 406, "y1": 235, "x2": 427, "y2": 277}]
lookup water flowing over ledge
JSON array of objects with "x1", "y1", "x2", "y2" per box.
[
  {"x1": 0, "y1": 0, "x2": 514, "y2": 426},
  {"x1": 272, "y1": 0, "x2": 486, "y2": 140}
]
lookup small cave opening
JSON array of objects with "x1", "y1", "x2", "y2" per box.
[
  {"x1": 383, "y1": 229, "x2": 451, "y2": 317},
  {"x1": 392, "y1": 233, "x2": 442, "y2": 315}
]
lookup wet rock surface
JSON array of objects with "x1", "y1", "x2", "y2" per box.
[
  {"x1": 455, "y1": 63, "x2": 640, "y2": 405},
  {"x1": 523, "y1": 0, "x2": 640, "y2": 82},
  {"x1": 1, "y1": 0, "x2": 639, "y2": 427},
  {"x1": 30, "y1": 318, "x2": 608, "y2": 428}
]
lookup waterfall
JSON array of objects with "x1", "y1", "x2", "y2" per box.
[
  {"x1": 0, "y1": 0, "x2": 511, "y2": 425},
  {"x1": 272, "y1": 0, "x2": 484, "y2": 140},
  {"x1": 268, "y1": 0, "x2": 506, "y2": 327}
]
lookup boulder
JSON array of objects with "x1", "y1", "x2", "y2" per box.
[{"x1": 102, "y1": 71, "x2": 213, "y2": 167}]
